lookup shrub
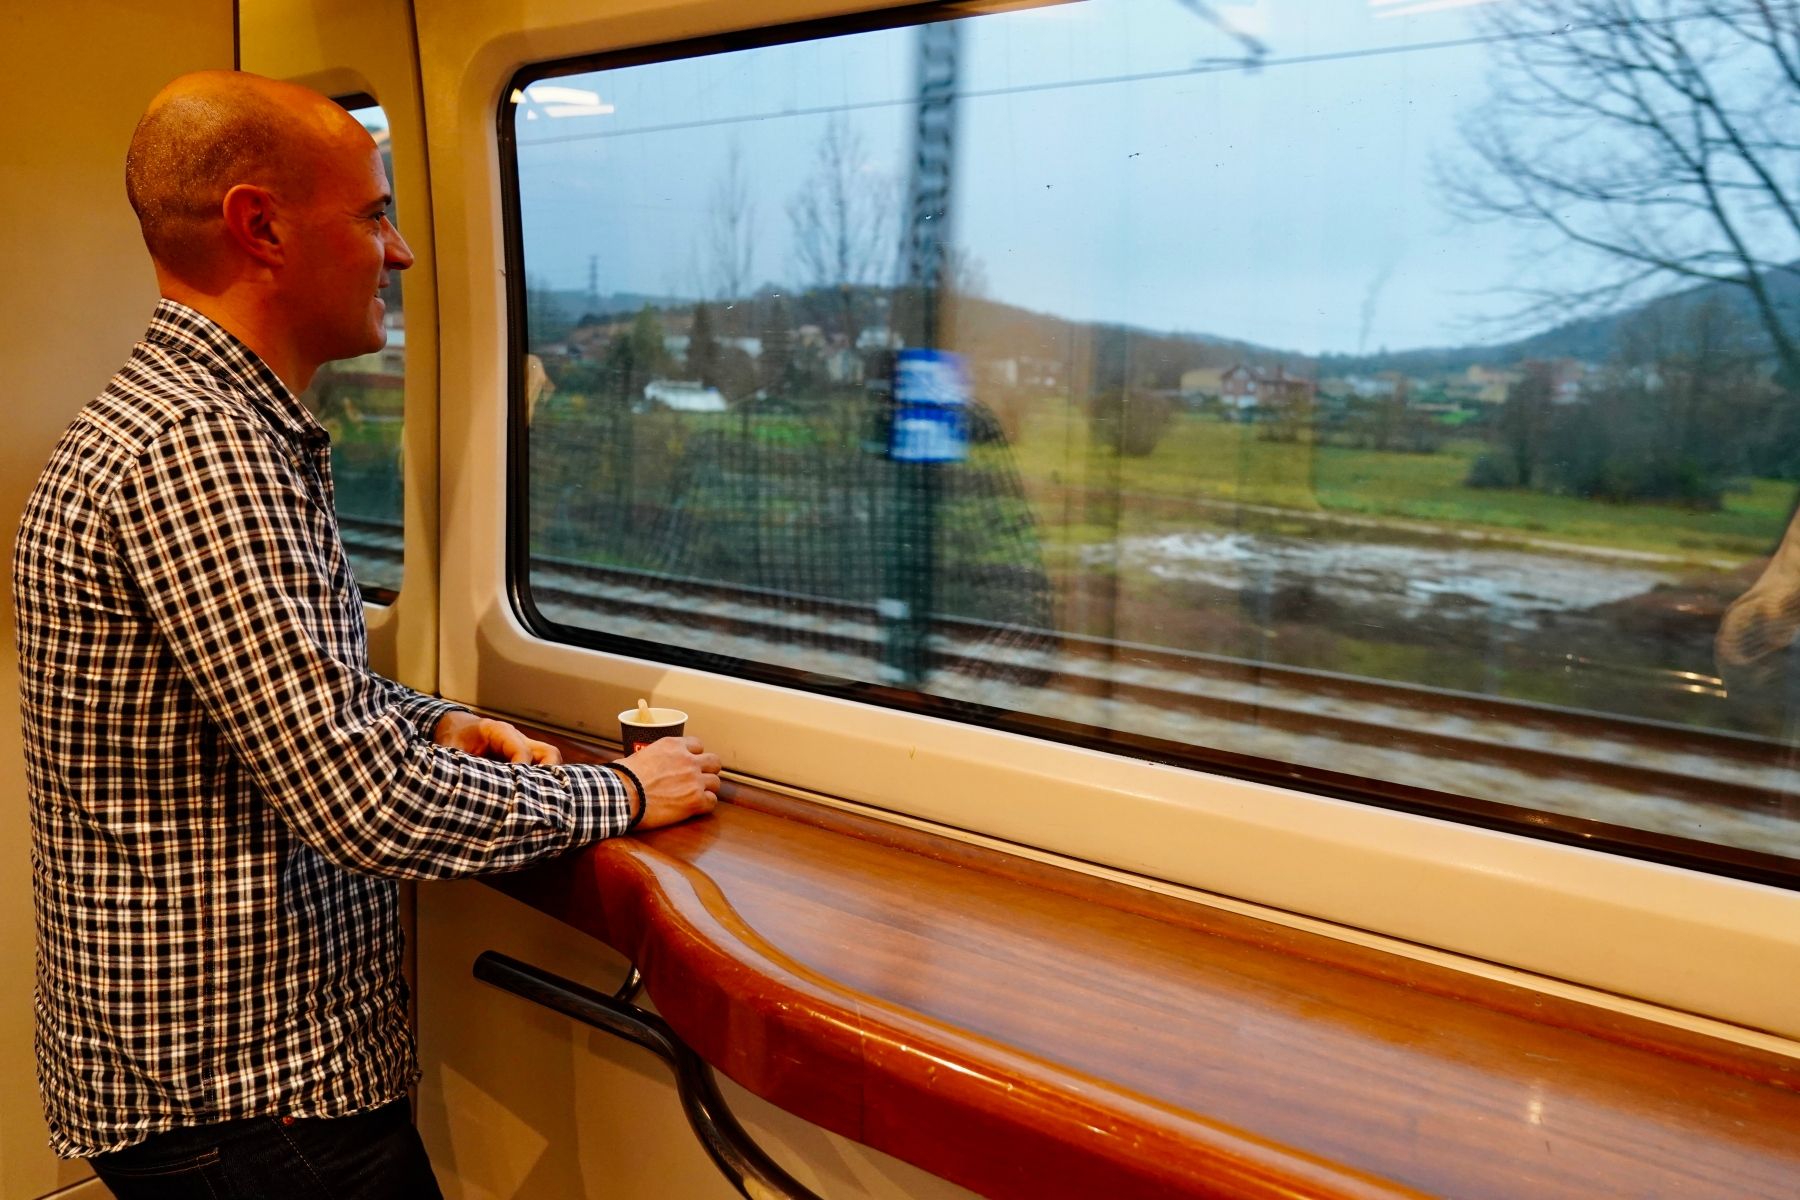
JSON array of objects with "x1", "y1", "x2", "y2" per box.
[
  {"x1": 1464, "y1": 452, "x2": 1519, "y2": 489},
  {"x1": 1089, "y1": 389, "x2": 1175, "y2": 457}
]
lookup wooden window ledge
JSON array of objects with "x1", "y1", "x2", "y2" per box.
[{"x1": 486, "y1": 731, "x2": 1800, "y2": 1199}]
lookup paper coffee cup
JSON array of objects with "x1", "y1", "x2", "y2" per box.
[{"x1": 618, "y1": 704, "x2": 687, "y2": 755}]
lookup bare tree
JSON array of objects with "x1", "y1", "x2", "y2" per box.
[
  {"x1": 943, "y1": 245, "x2": 989, "y2": 301},
  {"x1": 709, "y1": 140, "x2": 757, "y2": 310},
  {"x1": 787, "y1": 116, "x2": 896, "y2": 346},
  {"x1": 1444, "y1": 0, "x2": 1800, "y2": 383}
]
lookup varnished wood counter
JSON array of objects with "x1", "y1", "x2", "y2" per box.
[{"x1": 488, "y1": 735, "x2": 1800, "y2": 1199}]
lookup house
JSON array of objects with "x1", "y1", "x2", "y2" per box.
[
  {"x1": 1344, "y1": 372, "x2": 1402, "y2": 400},
  {"x1": 822, "y1": 345, "x2": 863, "y2": 384},
  {"x1": 857, "y1": 326, "x2": 903, "y2": 352},
  {"x1": 672, "y1": 334, "x2": 764, "y2": 361},
  {"x1": 1546, "y1": 358, "x2": 1588, "y2": 404},
  {"x1": 1179, "y1": 366, "x2": 1227, "y2": 402},
  {"x1": 1219, "y1": 363, "x2": 1316, "y2": 417},
  {"x1": 1462, "y1": 364, "x2": 1519, "y2": 406},
  {"x1": 641, "y1": 379, "x2": 728, "y2": 413}
]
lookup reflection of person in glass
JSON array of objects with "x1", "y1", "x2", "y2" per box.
[{"x1": 1716, "y1": 506, "x2": 1800, "y2": 703}]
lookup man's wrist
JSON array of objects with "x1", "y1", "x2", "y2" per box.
[
  {"x1": 400, "y1": 694, "x2": 466, "y2": 743},
  {"x1": 431, "y1": 708, "x2": 478, "y2": 745},
  {"x1": 606, "y1": 762, "x2": 646, "y2": 831}
]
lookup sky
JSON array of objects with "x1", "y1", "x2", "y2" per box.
[{"x1": 508, "y1": 0, "x2": 1724, "y2": 356}]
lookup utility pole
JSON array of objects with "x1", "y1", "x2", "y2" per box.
[{"x1": 882, "y1": 18, "x2": 963, "y2": 688}]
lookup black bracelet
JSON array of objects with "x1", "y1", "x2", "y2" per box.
[{"x1": 608, "y1": 762, "x2": 646, "y2": 831}]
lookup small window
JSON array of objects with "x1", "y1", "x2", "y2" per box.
[
  {"x1": 306, "y1": 97, "x2": 404, "y2": 602},
  {"x1": 505, "y1": 3, "x2": 1800, "y2": 885}
]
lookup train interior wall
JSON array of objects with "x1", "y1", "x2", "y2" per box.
[
  {"x1": 0, "y1": 0, "x2": 981, "y2": 1195},
  {"x1": 19, "y1": 2, "x2": 1800, "y2": 1197},
  {"x1": 0, "y1": 5, "x2": 234, "y2": 1197}
]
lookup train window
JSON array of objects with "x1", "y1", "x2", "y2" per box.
[
  {"x1": 307, "y1": 97, "x2": 404, "y2": 602},
  {"x1": 505, "y1": 1, "x2": 1800, "y2": 884}
]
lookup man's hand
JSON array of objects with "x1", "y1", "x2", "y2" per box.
[
  {"x1": 433, "y1": 710, "x2": 563, "y2": 765},
  {"x1": 616, "y1": 735, "x2": 720, "y2": 831}
]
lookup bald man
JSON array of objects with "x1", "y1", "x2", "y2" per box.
[{"x1": 15, "y1": 71, "x2": 719, "y2": 1199}]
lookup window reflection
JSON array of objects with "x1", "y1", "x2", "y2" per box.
[{"x1": 513, "y1": 0, "x2": 1800, "y2": 875}]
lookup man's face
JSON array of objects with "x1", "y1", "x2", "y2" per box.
[{"x1": 281, "y1": 133, "x2": 413, "y2": 371}]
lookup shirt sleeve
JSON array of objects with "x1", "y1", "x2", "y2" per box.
[
  {"x1": 389, "y1": 682, "x2": 465, "y2": 742},
  {"x1": 108, "y1": 406, "x2": 634, "y2": 880}
]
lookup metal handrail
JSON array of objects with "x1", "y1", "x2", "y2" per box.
[{"x1": 472, "y1": 951, "x2": 822, "y2": 1200}]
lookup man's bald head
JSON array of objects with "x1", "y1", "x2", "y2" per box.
[{"x1": 125, "y1": 71, "x2": 368, "y2": 280}]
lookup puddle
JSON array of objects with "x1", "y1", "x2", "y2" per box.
[{"x1": 1091, "y1": 531, "x2": 1671, "y2": 629}]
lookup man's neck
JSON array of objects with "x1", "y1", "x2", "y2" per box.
[{"x1": 155, "y1": 276, "x2": 315, "y2": 393}]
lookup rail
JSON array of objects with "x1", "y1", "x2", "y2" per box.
[
  {"x1": 338, "y1": 515, "x2": 1798, "y2": 833},
  {"x1": 472, "y1": 950, "x2": 823, "y2": 1200}
]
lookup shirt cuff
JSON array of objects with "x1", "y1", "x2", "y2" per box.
[
  {"x1": 563, "y1": 762, "x2": 637, "y2": 843},
  {"x1": 393, "y1": 690, "x2": 468, "y2": 743}
]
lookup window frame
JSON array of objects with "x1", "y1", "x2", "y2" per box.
[
  {"x1": 419, "y1": 0, "x2": 1800, "y2": 1046},
  {"x1": 497, "y1": 4, "x2": 1798, "y2": 889}
]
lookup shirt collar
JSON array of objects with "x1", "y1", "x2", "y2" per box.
[{"x1": 143, "y1": 299, "x2": 331, "y2": 451}]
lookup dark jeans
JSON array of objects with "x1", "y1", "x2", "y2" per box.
[{"x1": 87, "y1": 1098, "x2": 443, "y2": 1200}]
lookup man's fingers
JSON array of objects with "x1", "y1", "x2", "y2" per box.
[
  {"x1": 441, "y1": 715, "x2": 561, "y2": 766},
  {"x1": 478, "y1": 718, "x2": 558, "y2": 765},
  {"x1": 512, "y1": 736, "x2": 560, "y2": 765},
  {"x1": 621, "y1": 734, "x2": 724, "y2": 831},
  {"x1": 478, "y1": 720, "x2": 529, "y2": 763}
]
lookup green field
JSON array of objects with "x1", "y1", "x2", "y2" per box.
[
  {"x1": 1002, "y1": 407, "x2": 1794, "y2": 565},
  {"x1": 324, "y1": 390, "x2": 1797, "y2": 568}
]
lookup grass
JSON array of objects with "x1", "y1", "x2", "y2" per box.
[
  {"x1": 1005, "y1": 407, "x2": 1793, "y2": 564},
  {"x1": 331, "y1": 386, "x2": 1795, "y2": 567}
]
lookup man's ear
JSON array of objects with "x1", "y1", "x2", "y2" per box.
[{"x1": 220, "y1": 183, "x2": 283, "y2": 268}]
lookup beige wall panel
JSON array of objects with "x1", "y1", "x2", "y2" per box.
[
  {"x1": 417, "y1": 881, "x2": 980, "y2": 1200},
  {"x1": 0, "y1": 5, "x2": 233, "y2": 1196}
]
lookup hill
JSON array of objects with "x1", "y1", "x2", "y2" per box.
[
  {"x1": 1319, "y1": 265, "x2": 1800, "y2": 378},
  {"x1": 530, "y1": 262, "x2": 1798, "y2": 388}
]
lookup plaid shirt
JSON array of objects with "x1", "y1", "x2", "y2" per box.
[{"x1": 15, "y1": 300, "x2": 632, "y2": 1158}]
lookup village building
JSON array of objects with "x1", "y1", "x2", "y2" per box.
[{"x1": 1219, "y1": 363, "x2": 1317, "y2": 417}]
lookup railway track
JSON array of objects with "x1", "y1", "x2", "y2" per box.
[{"x1": 338, "y1": 518, "x2": 1800, "y2": 850}]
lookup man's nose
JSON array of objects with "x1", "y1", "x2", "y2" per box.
[{"x1": 385, "y1": 222, "x2": 415, "y2": 271}]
